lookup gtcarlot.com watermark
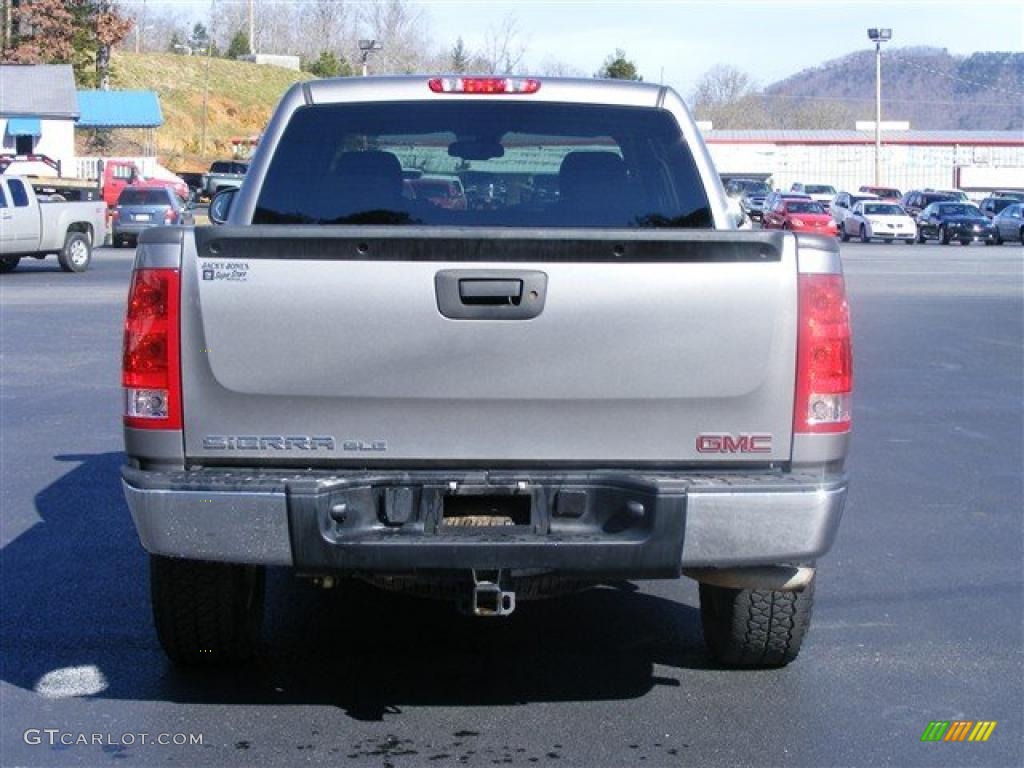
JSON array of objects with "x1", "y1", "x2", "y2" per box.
[{"x1": 24, "y1": 729, "x2": 203, "y2": 747}]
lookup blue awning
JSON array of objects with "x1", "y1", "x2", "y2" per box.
[
  {"x1": 76, "y1": 90, "x2": 163, "y2": 128},
  {"x1": 6, "y1": 117, "x2": 41, "y2": 136}
]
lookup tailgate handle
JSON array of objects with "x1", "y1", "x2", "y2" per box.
[
  {"x1": 459, "y1": 278, "x2": 523, "y2": 305},
  {"x1": 435, "y1": 270, "x2": 547, "y2": 320}
]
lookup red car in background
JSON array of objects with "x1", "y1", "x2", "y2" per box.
[
  {"x1": 762, "y1": 198, "x2": 838, "y2": 235},
  {"x1": 403, "y1": 175, "x2": 468, "y2": 210}
]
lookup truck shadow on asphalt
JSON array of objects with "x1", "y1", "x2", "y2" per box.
[{"x1": 2, "y1": 452, "x2": 711, "y2": 721}]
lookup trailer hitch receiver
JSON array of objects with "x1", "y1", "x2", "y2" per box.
[{"x1": 458, "y1": 570, "x2": 516, "y2": 617}]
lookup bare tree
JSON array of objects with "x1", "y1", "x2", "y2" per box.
[
  {"x1": 763, "y1": 96, "x2": 854, "y2": 129},
  {"x1": 689, "y1": 64, "x2": 770, "y2": 128},
  {"x1": 536, "y1": 56, "x2": 584, "y2": 78},
  {"x1": 358, "y1": 0, "x2": 431, "y2": 73},
  {"x1": 211, "y1": 0, "x2": 298, "y2": 57},
  {"x1": 305, "y1": 0, "x2": 355, "y2": 63},
  {"x1": 690, "y1": 65, "x2": 756, "y2": 111},
  {"x1": 480, "y1": 12, "x2": 526, "y2": 75},
  {"x1": 116, "y1": 2, "x2": 188, "y2": 54}
]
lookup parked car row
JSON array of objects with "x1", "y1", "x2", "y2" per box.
[{"x1": 746, "y1": 181, "x2": 1023, "y2": 245}]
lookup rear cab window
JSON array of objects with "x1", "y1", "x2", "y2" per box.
[
  {"x1": 254, "y1": 101, "x2": 712, "y2": 229},
  {"x1": 118, "y1": 189, "x2": 170, "y2": 206}
]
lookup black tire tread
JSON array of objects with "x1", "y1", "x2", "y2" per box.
[
  {"x1": 150, "y1": 555, "x2": 264, "y2": 666},
  {"x1": 699, "y1": 579, "x2": 815, "y2": 668}
]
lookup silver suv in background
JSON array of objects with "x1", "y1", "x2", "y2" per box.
[{"x1": 724, "y1": 178, "x2": 772, "y2": 221}]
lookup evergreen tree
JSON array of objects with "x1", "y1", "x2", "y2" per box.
[
  {"x1": 226, "y1": 29, "x2": 251, "y2": 59},
  {"x1": 306, "y1": 49, "x2": 351, "y2": 78},
  {"x1": 450, "y1": 36, "x2": 470, "y2": 73},
  {"x1": 596, "y1": 49, "x2": 642, "y2": 81}
]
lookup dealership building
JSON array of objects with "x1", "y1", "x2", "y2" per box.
[{"x1": 703, "y1": 128, "x2": 1024, "y2": 196}]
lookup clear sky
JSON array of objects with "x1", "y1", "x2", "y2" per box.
[{"x1": 420, "y1": 0, "x2": 1023, "y2": 92}]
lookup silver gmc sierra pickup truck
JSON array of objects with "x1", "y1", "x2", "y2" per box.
[{"x1": 121, "y1": 76, "x2": 851, "y2": 668}]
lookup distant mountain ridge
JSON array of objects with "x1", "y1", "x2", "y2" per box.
[{"x1": 763, "y1": 47, "x2": 1023, "y2": 130}]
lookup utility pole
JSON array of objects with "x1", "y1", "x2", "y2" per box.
[
  {"x1": 248, "y1": 0, "x2": 255, "y2": 54},
  {"x1": 199, "y1": 0, "x2": 219, "y2": 157},
  {"x1": 867, "y1": 27, "x2": 892, "y2": 186},
  {"x1": 135, "y1": 0, "x2": 146, "y2": 53},
  {"x1": 201, "y1": 42, "x2": 211, "y2": 155}
]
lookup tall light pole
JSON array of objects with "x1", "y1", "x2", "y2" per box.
[
  {"x1": 134, "y1": 0, "x2": 151, "y2": 53},
  {"x1": 201, "y1": 42, "x2": 211, "y2": 156},
  {"x1": 867, "y1": 27, "x2": 892, "y2": 186},
  {"x1": 248, "y1": 0, "x2": 255, "y2": 54},
  {"x1": 200, "y1": 1, "x2": 216, "y2": 157},
  {"x1": 358, "y1": 39, "x2": 382, "y2": 76}
]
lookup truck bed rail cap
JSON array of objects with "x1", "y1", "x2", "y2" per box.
[
  {"x1": 795, "y1": 233, "x2": 843, "y2": 275},
  {"x1": 134, "y1": 226, "x2": 185, "y2": 269}
]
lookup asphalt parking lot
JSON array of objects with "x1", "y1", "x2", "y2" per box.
[{"x1": 1, "y1": 240, "x2": 1021, "y2": 767}]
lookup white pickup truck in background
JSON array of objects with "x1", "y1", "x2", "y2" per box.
[{"x1": 0, "y1": 175, "x2": 108, "y2": 273}]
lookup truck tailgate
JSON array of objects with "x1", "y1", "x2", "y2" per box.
[{"x1": 181, "y1": 227, "x2": 796, "y2": 465}]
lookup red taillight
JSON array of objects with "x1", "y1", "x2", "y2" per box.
[
  {"x1": 795, "y1": 273, "x2": 852, "y2": 434},
  {"x1": 164, "y1": 208, "x2": 177, "y2": 223},
  {"x1": 428, "y1": 77, "x2": 541, "y2": 94},
  {"x1": 111, "y1": 209, "x2": 120, "y2": 220},
  {"x1": 122, "y1": 268, "x2": 181, "y2": 430}
]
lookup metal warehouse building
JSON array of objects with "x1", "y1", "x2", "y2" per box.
[{"x1": 704, "y1": 130, "x2": 1024, "y2": 195}]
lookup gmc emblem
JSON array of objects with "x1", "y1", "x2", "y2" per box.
[{"x1": 696, "y1": 433, "x2": 773, "y2": 453}]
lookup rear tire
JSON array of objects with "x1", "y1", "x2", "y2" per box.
[
  {"x1": 905, "y1": 238, "x2": 915, "y2": 245},
  {"x1": 939, "y1": 225, "x2": 950, "y2": 245},
  {"x1": 859, "y1": 225, "x2": 870, "y2": 243},
  {"x1": 0, "y1": 255, "x2": 20, "y2": 273},
  {"x1": 916, "y1": 229, "x2": 926, "y2": 244},
  {"x1": 57, "y1": 231, "x2": 91, "y2": 272},
  {"x1": 699, "y1": 578, "x2": 815, "y2": 668},
  {"x1": 150, "y1": 555, "x2": 265, "y2": 666},
  {"x1": 840, "y1": 224, "x2": 850, "y2": 242}
]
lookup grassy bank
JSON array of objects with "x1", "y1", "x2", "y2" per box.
[{"x1": 106, "y1": 52, "x2": 314, "y2": 171}]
